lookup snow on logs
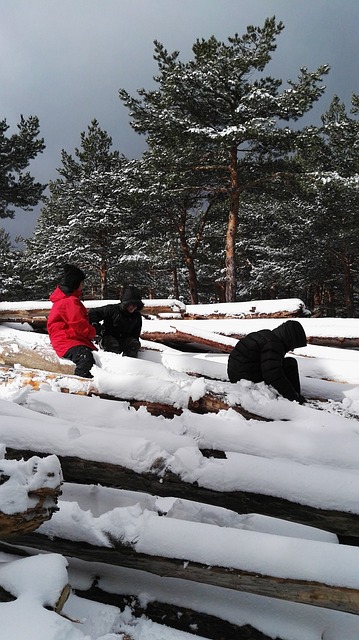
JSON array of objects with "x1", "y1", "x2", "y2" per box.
[
  {"x1": 0, "y1": 298, "x2": 187, "y2": 328},
  {"x1": 0, "y1": 364, "x2": 267, "y2": 421},
  {"x1": 0, "y1": 449, "x2": 62, "y2": 538},
  {"x1": 0, "y1": 554, "x2": 71, "y2": 617},
  {"x1": 4, "y1": 499, "x2": 359, "y2": 616},
  {"x1": 1, "y1": 299, "x2": 358, "y2": 349}
]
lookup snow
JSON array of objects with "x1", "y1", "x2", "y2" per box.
[
  {"x1": 1, "y1": 306, "x2": 359, "y2": 638},
  {"x1": 0, "y1": 452, "x2": 61, "y2": 514}
]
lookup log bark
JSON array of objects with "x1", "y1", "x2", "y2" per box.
[
  {"x1": 0, "y1": 453, "x2": 62, "y2": 538},
  {"x1": 0, "y1": 485, "x2": 61, "y2": 538},
  {"x1": 183, "y1": 310, "x2": 303, "y2": 320},
  {"x1": 0, "y1": 365, "x2": 268, "y2": 421},
  {"x1": 75, "y1": 585, "x2": 274, "y2": 640},
  {"x1": 0, "y1": 338, "x2": 75, "y2": 374},
  {"x1": 0, "y1": 301, "x2": 185, "y2": 328},
  {"x1": 5, "y1": 449, "x2": 359, "y2": 539},
  {"x1": 4, "y1": 531, "x2": 359, "y2": 616}
]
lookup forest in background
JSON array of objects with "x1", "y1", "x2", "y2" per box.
[{"x1": 1, "y1": 18, "x2": 358, "y2": 316}]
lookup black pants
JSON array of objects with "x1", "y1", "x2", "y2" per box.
[
  {"x1": 64, "y1": 345, "x2": 95, "y2": 378},
  {"x1": 100, "y1": 334, "x2": 140, "y2": 358},
  {"x1": 283, "y1": 356, "x2": 301, "y2": 394}
]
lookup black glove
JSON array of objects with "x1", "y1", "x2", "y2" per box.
[
  {"x1": 92, "y1": 323, "x2": 105, "y2": 345},
  {"x1": 92, "y1": 323, "x2": 101, "y2": 336}
]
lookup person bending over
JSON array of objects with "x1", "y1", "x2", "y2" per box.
[
  {"x1": 227, "y1": 320, "x2": 307, "y2": 403},
  {"x1": 89, "y1": 285, "x2": 144, "y2": 358},
  {"x1": 47, "y1": 264, "x2": 97, "y2": 378}
]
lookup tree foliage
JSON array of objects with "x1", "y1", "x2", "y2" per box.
[
  {"x1": 0, "y1": 115, "x2": 45, "y2": 219},
  {"x1": 22, "y1": 120, "x2": 137, "y2": 298},
  {"x1": 119, "y1": 17, "x2": 329, "y2": 300},
  {"x1": 5, "y1": 24, "x2": 359, "y2": 316}
]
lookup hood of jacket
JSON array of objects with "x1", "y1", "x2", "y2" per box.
[
  {"x1": 121, "y1": 286, "x2": 144, "y2": 311},
  {"x1": 272, "y1": 320, "x2": 307, "y2": 351},
  {"x1": 49, "y1": 285, "x2": 82, "y2": 303}
]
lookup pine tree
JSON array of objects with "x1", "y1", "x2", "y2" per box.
[
  {"x1": 0, "y1": 115, "x2": 45, "y2": 219},
  {"x1": 22, "y1": 121, "x2": 135, "y2": 299},
  {"x1": 0, "y1": 228, "x2": 23, "y2": 300},
  {"x1": 297, "y1": 95, "x2": 359, "y2": 316},
  {"x1": 135, "y1": 146, "x2": 224, "y2": 303},
  {"x1": 119, "y1": 17, "x2": 329, "y2": 301},
  {"x1": 235, "y1": 193, "x2": 331, "y2": 308}
]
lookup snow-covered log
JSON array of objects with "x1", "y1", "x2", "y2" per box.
[
  {"x1": 0, "y1": 337, "x2": 75, "y2": 374},
  {"x1": 0, "y1": 365, "x2": 267, "y2": 420},
  {"x1": 184, "y1": 298, "x2": 309, "y2": 319},
  {"x1": 4, "y1": 528, "x2": 359, "y2": 616},
  {"x1": 0, "y1": 554, "x2": 71, "y2": 616},
  {"x1": 0, "y1": 298, "x2": 186, "y2": 328},
  {"x1": 141, "y1": 326, "x2": 236, "y2": 352},
  {"x1": 4, "y1": 448, "x2": 359, "y2": 541},
  {"x1": 0, "y1": 452, "x2": 62, "y2": 538},
  {"x1": 74, "y1": 586, "x2": 271, "y2": 640}
]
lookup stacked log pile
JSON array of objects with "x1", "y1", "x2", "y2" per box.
[{"x1": 1, "y1": 298, "x2": 359, "y2": 638}]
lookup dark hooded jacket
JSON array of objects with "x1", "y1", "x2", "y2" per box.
[
  {"x1": 88, "y1": 286, "x2": 144, "y2": 341},
  {"x1": 227, "y1": 320, "x2": 307, "y2": 402}
]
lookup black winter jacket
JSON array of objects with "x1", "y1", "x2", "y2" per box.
[
  {"x1": 227, "y1": 320, "x2": 307, "y2": 402},
  {"x1": 89, "y1": 303, "x2": 142, "y2": 341}
]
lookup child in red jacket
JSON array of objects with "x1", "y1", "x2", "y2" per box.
[{"x1": 47, "y1": 264, "x2": 97, "y2": 378}]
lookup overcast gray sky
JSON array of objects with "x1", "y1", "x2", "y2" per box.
[{"x1": 1, "y1": 0, "x2": 358, "y2": 242}]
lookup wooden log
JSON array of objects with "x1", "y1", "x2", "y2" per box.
[
  {"x1": 141, "y1": 329, "x2": 359, "y2": 350},
  {"x1": 75, "y1": 585, "x2": 273, "y2": 640},
  {"x1": 0, "y1": 543, "x2": 272, "y2": 639},
  {"x1": 183, "y1": 309, "x2": 302, "y2": 320},
  {"x1": 307, "y1": 336, "x2": 359, "y2": 348},
  {"x1": 4, "y1": 531, "x2": 359, "y2": 615},
  {"x1": 4, "y1": 449, "x2": 359, "y2": 539},
  {"x1": 0, "y1": 454, "x2": 62, "y2": 538},
  {"x1": 168, "y1": 328, "x2": 234, "y2": 353},
  {"x1": 0, "y1": 485, "x2": 61, "y2": 538},
  {"x1": 0, "y1": 338, "x2": 75, "y2": 375},
  {"x1": 0, "y1": 300, "x2": 185, "y2": 328},
  {"x1": 0, "y1": 308, "x2": 49, "y2": 328},
  {"x1": 0, "y1": 365, "x2": 268, "y2": 421},
  {"x1": 140, "y1": 325, "x2": 236, "y2": 352}
]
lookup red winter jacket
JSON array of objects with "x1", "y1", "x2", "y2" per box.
[{"x1": 47, "y1": 286, "x2": 97, "y2": 357}]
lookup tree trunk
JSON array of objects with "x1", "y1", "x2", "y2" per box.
[
  {"x1": 99, "y1": 261, "x2": 108, "y2": 299},
  {"x1": 342, "y1": 252, "x2": 354, "y2": 317},
  {"x1": 178, "y1": 214, "x2": 199, "y2": 304},
  {"x1": 172, "y1": 265, "x2": 180, "y2": 300},
  {"x1": 225, "y1": 145, "x2": 240, "y2": 302}
]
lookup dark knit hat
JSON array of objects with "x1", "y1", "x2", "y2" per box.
[
  {"x1": 61, "y1": 264, "x2": 86, "y2": 293},
  {"x1": 121, "y1": 285, "x2": 144, "y2": 310}
]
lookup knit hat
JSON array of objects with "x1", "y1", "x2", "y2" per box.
[
  {"x1": 121, "y1": 285, "x2": 144, "y2": 311},
  {"x1": 61, "y1": 264, "x2": 86, "y2": 293}
]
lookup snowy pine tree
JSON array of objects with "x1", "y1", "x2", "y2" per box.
[
  {"x1": 119, "y1": 17, "x2": 329, "y2": 301},
  {"x1": 22, "y1": 121, "x2": 137, "y2": 298},
  {"x1": 296, "y1": 95, "x2": 359, "y2": 315},
  {"x1": 0, "y1": 115, "x2": 45, "y2": 218}
]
